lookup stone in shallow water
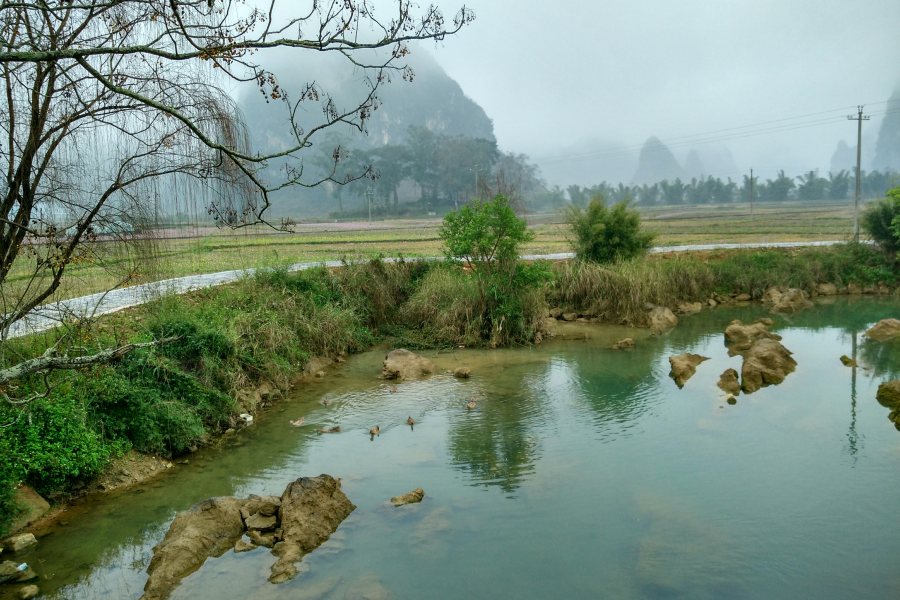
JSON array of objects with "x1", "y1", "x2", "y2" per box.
[
  {"x1": 866, "y1": 318, "x2": 900, "y2": 341},
  {"x1": 2, "y1": 534, "x2": 37, "y2": 553},
  {"x1": 668, "y1": 354, "x2": 709, "y2": 388},
  {"x1": 18, "y1": 585, "x2": 39, "y2": 600},
  {"x1": 741, "y1": 338, "x2": 797, "y2": 394},
  {"x1": 234, "y1": 539, "x2": 257, "y2": 553},
  {"x1": 244, "y1": 513, "x2": 277, "y2": 531},
  {"x1": 390, "y1": 488, "x2": 425, "y2": 507}
]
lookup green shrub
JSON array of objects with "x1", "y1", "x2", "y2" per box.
[
  {"x1": 862, "y1": 187, "x2": 900, "y2": 254},
  {"x1": 565, "y1": 196, "x2": 656, "y2": 263},
  {"x1": 1, "y1": 394, "x2": 126, "y2": 495}
]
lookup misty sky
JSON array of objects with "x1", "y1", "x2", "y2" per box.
[{"x1": 417, "y1": 0, "x2": 900, "y2": 185}]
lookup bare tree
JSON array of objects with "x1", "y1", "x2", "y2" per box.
[{"x1": 0, "y1": 0, "x2": 473, "y2": 405}]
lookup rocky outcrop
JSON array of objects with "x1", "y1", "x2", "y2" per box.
[
  {"x1": 668, "y1": 353, "x2": 709, "y2": 388},
  {"x1": 270, "y1": 475, "x2": 356, "y2": 584},
  {"x1": 381, "y1": 349, "x2": 434, "y2": 380},
  {"x1": 717, "y1": 369, "x2": 742, "y2": 395},
  {"x1": 769, "y1": 288, "x2": 813, "y2": 314},
  {"x1": 612, "y1": 338, "x2": 635, "y2": 350},
  {"x1": 740, "y1": 338, "x2": 797, "y2": 394},
  {"x1": 390, "y1": 488, "x2": 425, "y2": 507},
  {"x1": 649, "y1": 307, "x2": 678, "y2": 332},
  {"x1": 865, "y1": 319, "x2": 900, "y2": 341},
  {"x1": 141, "y1": 475, "x2": 354, "y2": 600}
]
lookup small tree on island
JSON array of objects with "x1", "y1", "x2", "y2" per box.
[{"x1": 565, "y1": 196, "x2": 656, "y2": 263}]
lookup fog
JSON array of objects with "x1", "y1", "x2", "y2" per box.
[{"x1": 422, "y1": 0, "x2": 900, "y2": 185}]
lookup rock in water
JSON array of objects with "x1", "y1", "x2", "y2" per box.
[
  {"x1": 391, "y1": 488, "x2": 425, "y2": 507},
  {"x1": 741, "y1": 338, "x2": 797, "y2": 394},
  {"x1": 770, "y1": 288, "x2": 813, "y2": 314},
  {"x1": 0, "y1": 561, "x2": 20, "y2": 584},
  {"x1": 269, "y1": 475, "x2": 356, "y2": 584},
  {"x1": 816, "y1": 283, "x2": 837, "y2": 296},
  {"x1": 9, "y1": 486, "x2": 50, "y2": 533},
  {"x1": 381, "y1": 349, "x2": 435, "y2": 380},
  {"x1": 717, "y1": 369, "x2": 742, "y2": 395},
  {"x1": 649, "y1": 307, "x2": 678, "y2": 332},
  {"x1": 668, "y1": 353, "x2": 710, "y2": 388},
  {"x1": 244, "y1": 513, "x2": 278, "y2": 531},
  {"x1": 453, "y1": 367, "x2": 471, "y2": 378},
  {"x1": 676, "y1": 301, "x2": 703, "y2": 315},
  {"x1": 142, "y1": 497, "x2": 246, "y2": 600},
  {"x1": 18, "y1": 585, "x2": 39, "y2": 599},
  {"x1": 876, "y1": 381, "x2": 900, "y2": 429},
  {"x1": 612, "y1": 338, "x2": 635, "y2": 350},
  {"x1": 840, "y1": 355, "x2": 858, "y2": 367},
  {"x1": 724, "y1": 319, "x2": 781, "y2": 345},
  {"x1": 234, "y1": 539, "x2": 258, "y2": 553},
  {"x1": 2, "y1": 534, "x2": 37, "y2": 553},
  {"x1": 865, "y1": 318, "x2": 900, "y2": 341}
]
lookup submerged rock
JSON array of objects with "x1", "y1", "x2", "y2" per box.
[
  {"x1": 649, "y1": 307, "x2": 678, "y2": 332},
  {"x1": 0, "y1": 561, "x2": 19, "y2": 584},
  {"x1": 668, "y1": 353, "x2": 710, "y2": 388},
  {"x1": 865, "y1": 318, "x2": 900, "y2": 341},
  {"x1": 612, "y1": 338, "x2": 635, "y2": 350},
  {"x1": 18, "y1": 585, "x2": 39, "y2": 599},
  {"x1": 391, "y1": 488, "x2": 425, "y2": 507},
  {"x1": 141, "y1": 475, "x2": 354, "y2": 599},
  {"x1": 381, "y1": 349, "x2": 435, "y2": 380},
  {"x1": 741, "y1": 338, "x2": 797, "y2": 394},
  {"x1": 717, "y1": 369, "x2": 742, "y2": 395}
]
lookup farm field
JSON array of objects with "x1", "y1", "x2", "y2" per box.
[{"x1": 3, "y1": 200, "x2": 861, "y2": 304}]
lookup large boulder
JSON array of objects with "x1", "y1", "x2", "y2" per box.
[
  {"x1": 649, "y1": 307, "x2": 678, "y2": 332},
  {"x1": 269, "y1": 475, "x2": 356, "y2": 584},
  {"x1": 668, "y1": 353, "x2": 709, "y2": 388},
  {"x1": 741, "y1": 338, "x2": 797, "y2": 394},
  {"x1": 381, "y1": 349, "x2": 434, "y2": 380},
  {"x1": 865, "y1": 319, "x2": 900, "y2": 341},
  {"x1": 612, "y1": 338, "x2": 635, "y2": 350},
  {"x1": 141, "y1": 497, "x2": 246, "y2": 600},
  {"x1": 675, "y1": 302, "x2": 703, "y2": 315},
  {"x1": 770, "y1": 288, "x2": 813, "y2": 314},
  {"x1": 717, "y1": 368, "x2": 742, "y2": 395},
  {"x1": 816, "y1": 283, "x2": 837, "y2": 296}
]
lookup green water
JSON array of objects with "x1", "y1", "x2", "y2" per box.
[{"x1": 11, "y1": 298, "x2": 900, "y2": 600}]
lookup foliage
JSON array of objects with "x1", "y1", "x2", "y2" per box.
[
  {"x1": 861, "y1": 187, "x2": 900, "y2": 254},
  {"x1": 565, "y1": 196, "x2": 656, "y2": 263}
]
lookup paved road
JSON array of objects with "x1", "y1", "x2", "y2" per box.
[{"x1": 5, "y1": 240, "x2": 847, "y2": 339}]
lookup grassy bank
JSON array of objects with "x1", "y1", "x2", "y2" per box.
[{"x1": 1, "y1": 242, "x2": 897, "y2": 535}]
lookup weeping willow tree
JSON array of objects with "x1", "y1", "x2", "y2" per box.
[{"x1": 0, "y1": 0, "x2": 473, "y2": 405}]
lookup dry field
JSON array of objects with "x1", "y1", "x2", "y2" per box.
[{"x1": 3, "y1": 200, "x2": 861, "y2": 303}]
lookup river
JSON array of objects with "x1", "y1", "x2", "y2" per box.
[{"x1": 9, "y1": 297, "x2": 900, "y2": 600}]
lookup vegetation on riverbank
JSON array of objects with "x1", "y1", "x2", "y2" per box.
[{"x1": 3, "y1": 197, "x2": 900, "y2": 537}]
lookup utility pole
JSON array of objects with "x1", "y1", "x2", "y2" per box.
[
  {"x1": 847, "y1": 106, "x2": 870, "y2": 241},
  {"x1": 749, "y1": 168, "x2": 754, "y2": 220}
]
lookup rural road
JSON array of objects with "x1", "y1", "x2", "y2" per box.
[{"x1": 6, "y1": 240, "x2": 847, "y2": 339}]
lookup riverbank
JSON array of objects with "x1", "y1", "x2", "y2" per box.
[{"x1": 2, "y1": 242, "x2": 898, "y2": 537}]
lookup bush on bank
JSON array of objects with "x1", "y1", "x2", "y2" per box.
[{"x1": 1, "y1": 242, "x2": 899, "y2": 535}]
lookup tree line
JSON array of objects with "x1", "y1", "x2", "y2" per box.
[{"x1": 568, "y1": 169, "x2": 900, "y2": 208}]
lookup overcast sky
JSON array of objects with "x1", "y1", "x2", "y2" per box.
[{"x1": 419, "y1": 0, "x2": 900, "y2": 185}]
